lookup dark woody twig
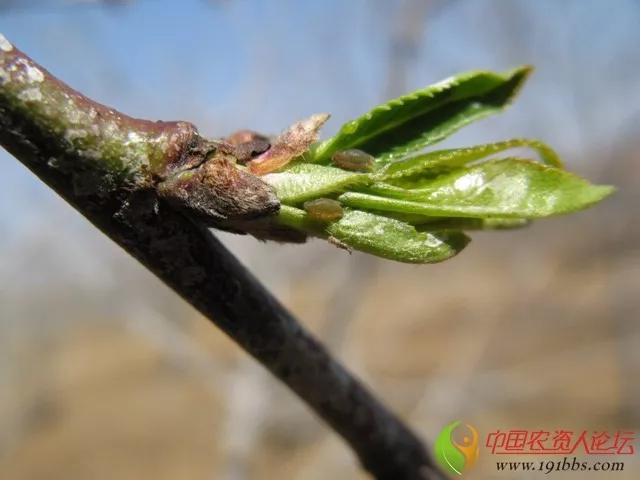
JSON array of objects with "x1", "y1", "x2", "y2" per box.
[{"x1": 0, "y1": 34, "x2": 446, "y2": 480}]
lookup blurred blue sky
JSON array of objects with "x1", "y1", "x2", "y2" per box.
[{"x1": 1, "y1": 0, "x2": 639, "y2": 240}]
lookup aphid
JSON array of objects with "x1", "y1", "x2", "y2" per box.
[
  {"x1": 303, "y1": 198, "x2": 344, "y2": 222},
  {"x1": 331, "y1": 149, "x2": 375, "y2": 172}
]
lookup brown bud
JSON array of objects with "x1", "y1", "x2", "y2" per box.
[{"x1": 158, "y1": 151, "x2": 279, "y2": 226}]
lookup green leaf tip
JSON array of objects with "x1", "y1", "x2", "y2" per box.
[
  {"x1": 259, "y1": 66, "x2": 612, "y2": 264},
  {"x1": 275, "y1": 206, "x2": 470, "y2": 264},
  {"x1": 351, "y1": 159, "x2": 614, "y2": 219},
  {"x1": 311, "y1": 65, "x2": 532, "y2": 164},
  {"x1": 262, "y1": 163, "x2": 369, "y2": 204}
]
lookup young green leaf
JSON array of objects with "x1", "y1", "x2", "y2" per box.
[
  {"x1": 312, "y1": 66, "x2": 531, "y2": 164},
  {"x1": 416, "y1": 217, "x2": 530, "y2": 231},
  {"x1": 276, "y1": 206, "x2": 469, "y2": 263},
  {"x1": 341, "y1": 159, "x2": 614, "y2": 219},
  {"x1": 327, "y1": 210, "x2": 470, "y2": 263},
  {"x1": 356, "y1": 208, "x2": 531, "y2": 230},
  {"x1": 262, "y1": 68, "x2": 613, "y2": 265},
  {"x1": 376, "y1": 138, "x2": 562, "y2": 181},
  {"x1": 262, "y1": 163, "x2": 370, "y2": 204}
]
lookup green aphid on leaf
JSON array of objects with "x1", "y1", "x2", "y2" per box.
[{"x1": 261, "y1": 66, "x2": 614, "y2": 264}]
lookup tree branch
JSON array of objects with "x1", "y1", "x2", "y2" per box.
[{"x1": 0, "y1": 34, "x2": 446, "y2": 480}]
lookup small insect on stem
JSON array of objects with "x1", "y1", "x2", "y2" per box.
[
  {"x1": 331, "y1": 149, "x2": 375, "y2": 172},
  {"x1": 303, "y1": 198, "x2": 344, "y2": 222}
]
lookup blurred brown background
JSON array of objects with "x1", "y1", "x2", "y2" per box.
[{"x1": 1, "y1": 0, "x2": 639, "y2": 478}]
